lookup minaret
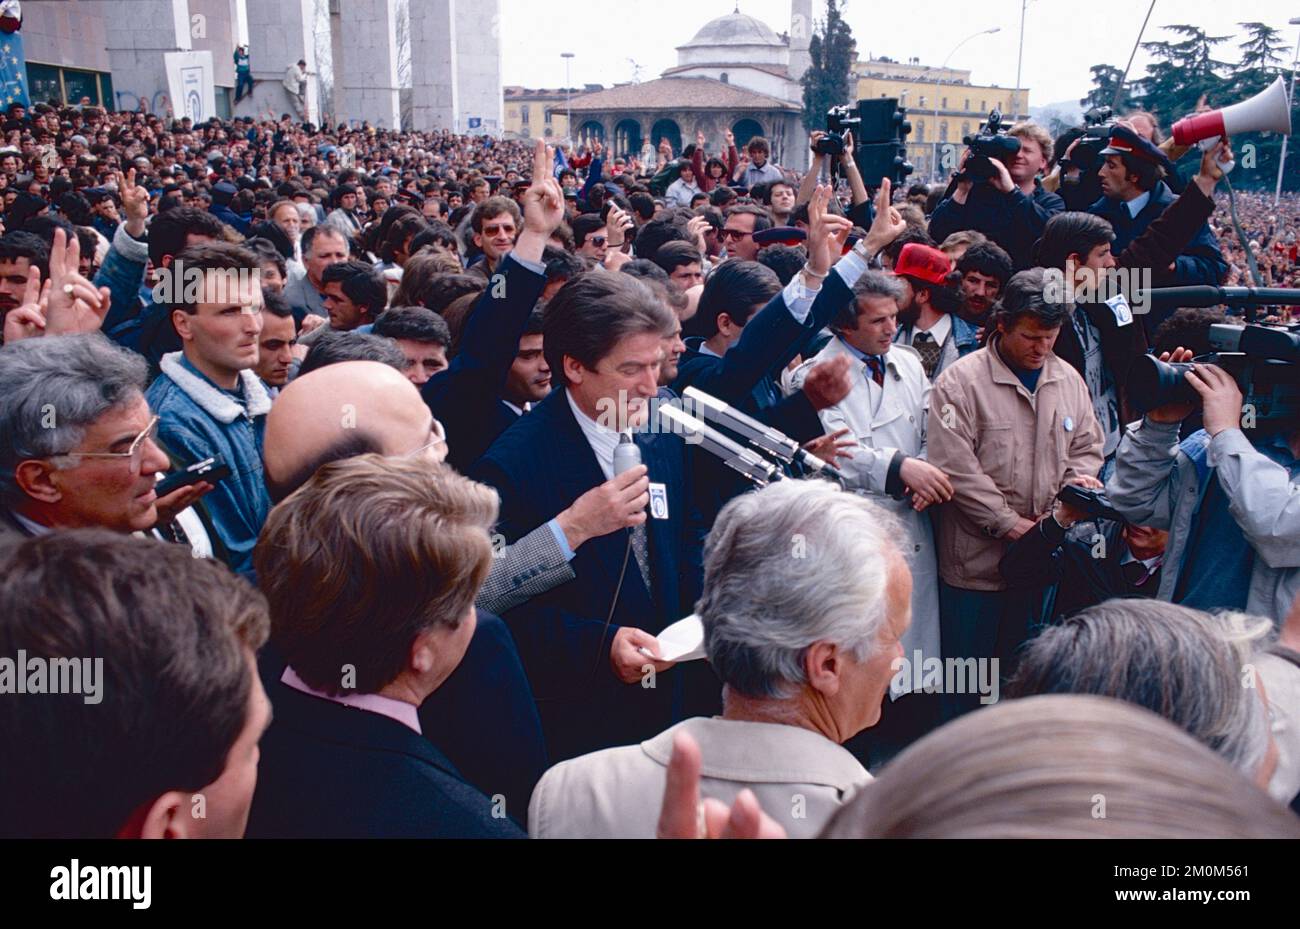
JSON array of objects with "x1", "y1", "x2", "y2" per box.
[{"x1": 788, "y1": 0, "x2": 814, "y2": 84}]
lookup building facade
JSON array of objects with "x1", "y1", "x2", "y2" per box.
[
  {"x1": 558, "y1": 5, "x2": 813, "y2": 168},
  {"x1": 502, "y1": 85, "x2": 583, "y2": 141},
  {"x1": 854, "y1": 56, "x2": 1030, "y2": 181}
]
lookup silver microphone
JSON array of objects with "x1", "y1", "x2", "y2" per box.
[
  {"x1": 657, "y1": 404, "x2": 781, "y2": 487},
  {"x1": 682, "y1": 386, "x2": 846, "y2": 482},
  {"x1": 612, "y1": 430, "x2": 642, "y2": 476}
]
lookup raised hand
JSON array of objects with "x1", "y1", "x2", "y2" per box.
[
  {"x1": 117, "y1": 168, "x2": 149, "y2": 237},
  {"x1": 43, "y1": 228, "x2": 111, "y2": 337},
  {"x1": 605, "y1": 202, "x2": 635, "y2": 249},
  {"x1": 806, "y1": 185, "x2": 852, "y2": 276},
  {"x1": 657, "y1": 731, "x2": 786, "y2": 839},
  {"x1": 863, "y1": 177, "x2": 907, "y2": 255},
  {"x1": 685, "y1": 214, "x2": 710, "y2": 255},
  {"x1": 518, "y1": 138, "x2": 565, "y2": 259},
  {"x1": 1, "y1": 265, "x2": 46, "y2": 343}
]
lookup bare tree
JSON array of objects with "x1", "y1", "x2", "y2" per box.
[
  {"x1": 396, "y1": 0, "x2": 412, "y2": 129},
  {"x1": 312, "y1": 0, "x2": 334, "y2": 125}
]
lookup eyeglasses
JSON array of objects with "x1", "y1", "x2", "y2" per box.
[
  {"x1": 590, "y1": 236, "x2": 608, "y2": 246},
  {"x1": 49, "y1": 416, "x2": 160, "y2": 475},
  {"x1": 403, "y1": 417, "x2": 448, "y2": 460},
  {"x1": 720, "y1": 228, "x2": 751, "y2": 241}
]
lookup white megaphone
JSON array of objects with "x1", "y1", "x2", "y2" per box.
[{"x1": 1171, "y1": 76, "x2": 1293, "y2": 147}]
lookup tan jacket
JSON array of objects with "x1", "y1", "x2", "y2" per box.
[
  {"x1": 528, "y1": 717, "x2": 871, "y2": 839},
  {"x1": 927, "y1": 339, "x2": 1103, "y2": 590}
]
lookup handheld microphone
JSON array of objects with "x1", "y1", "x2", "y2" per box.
[
  {"x1": 612, "y1": 430, "x2": 642, "y2": 475},
  {"x1": 657, "y1": 403, "x2": 782, "y2": 487},
  {"x1": 682, "y1": 386, "x2": 847, "y2": 482}
]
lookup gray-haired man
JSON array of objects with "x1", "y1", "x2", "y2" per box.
[
  {"x1": 528, "y1": 479, "x2": 911, "y2": 838},
  {"x1": 0, "y1": 334, "x2": 211, "y2": 550}
]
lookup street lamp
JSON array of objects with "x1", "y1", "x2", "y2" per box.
[
  {"x1": 1275, "y1": 19, "x2": 1300, "y2": 205},
  {"x1": 933, "y1": 27, "x2": 1001, "y2": 180},
  {"x1": 561, "y1": 52, "x2": 575, "y2": 146},
  {"x1": 1014, "y1": 0, "x2": 1036, "y2": 122}
]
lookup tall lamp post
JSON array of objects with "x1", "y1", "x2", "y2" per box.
[
  {"x1": 1275, "y1": 19, "x2": 1300, "y2": 206},
  {"x1": 933, "y1": 27, "x2": 1000, "y2": 180},
  {"x1": 561, "y1": 52, "x2": 575, "y2": 146}
]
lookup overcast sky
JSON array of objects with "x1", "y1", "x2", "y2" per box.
[{"x1": 500, "y1": 0, "x2": 1300, "y2": 110}]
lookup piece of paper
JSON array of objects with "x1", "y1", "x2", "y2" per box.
[{"x1": 642, "y1": 614, "x2": 706, "y2": 663}]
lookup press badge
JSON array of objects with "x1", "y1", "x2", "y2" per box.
[
  {"x1": 1105, "y1": 293, "x2": 1134, "y2": 327},
  {"x1": 648, "y1": 483, "x2": 670, "y2": 520}
]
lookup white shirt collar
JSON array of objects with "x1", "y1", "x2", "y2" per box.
[
  {"x1": 1125, "y1": 189, "x2": 1152, "y2": 218},
  {"x1": 565, "y1": 389, "x2": 621, "y2": 481},
  {"x1": 911, "y1": 312, "x2": 952, "y2": 346},
  {"x1": 10, "y1": 511, "x2": 52, "y2": 537}
]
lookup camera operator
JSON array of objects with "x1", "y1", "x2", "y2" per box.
[
  {"x1": 798, "y1": 130, "x2": 873, "y2": 230},
  {"x1": 998, "y1": 476, "x2": 1169, "y2": 620},
  {"x1": 1107, "y1": 348, "x2": 1300, "y2": 624},
  {"x1": 1087, "y1": 126, "x2": 1227, "y2": 291},
  {"x1": 929, "y1": 121, "x2": 1064, "y2": 271}
]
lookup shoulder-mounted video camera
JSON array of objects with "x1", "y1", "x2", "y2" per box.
[
  {"x1": 958, "y1": 109, "x2": 1020, "y2": 182},
  {"x1": 1128, "y1": 324, "x2": 1300, "y2": 431},
  {"x1": 1058, "y1": 106, "x2": 1116, "y2": 176}
]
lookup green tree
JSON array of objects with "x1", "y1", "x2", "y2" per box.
[
  {"x1": 1080, "y1": 64, "x2": 1134, "y2": 113},
  {"x1": 1223, "y1": 22, "x2": 1294, "y2": 192},
  {"x1": 801, "y1": 0, "x2": 857, "y2": 133},
  {"x1": 1137, "y1": 25, "x2": 1232, "y2": 125}
]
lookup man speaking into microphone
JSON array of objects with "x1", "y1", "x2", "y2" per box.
[{"x1": 470, "y1": 272, "x2": 708, "y2": 761}]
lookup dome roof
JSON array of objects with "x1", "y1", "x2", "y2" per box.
[{"x1": 681, "y1": 11, "x2": 785, "y2": 49}]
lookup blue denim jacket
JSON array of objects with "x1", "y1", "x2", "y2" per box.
[{"x1": 146, "y1": 353, "x2": 272, "y2": 580}]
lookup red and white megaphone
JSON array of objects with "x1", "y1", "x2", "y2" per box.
[{"x1": 1172, "y1": 76, "x2": 1293, "y2": 147}]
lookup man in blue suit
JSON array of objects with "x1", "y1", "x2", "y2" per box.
[
  {"x1": 248, "y1": 455, "x2": 524, "y2": 838},
  {"x1": 423, "y1": 140, "x2": 555, "y2": 473},
  {"x1": 471, "y1": 271, "x2": 708, "y2": 761},
  {"x1": 1089, "y1": 126, "x2": 1227, "y2": 302}
]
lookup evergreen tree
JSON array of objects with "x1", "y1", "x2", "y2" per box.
[
  {"x1": 1138, "y1": 25, "x2": 1232, "y2": 126},
  {"x1": 1224, "y1": 22, "x2": 1294, "y2": 192},
  {"x1": 1080, "y1": 64, "x2": 1133, "y2": 113},
  {"x1": 801, "y1": 0, "x2": 857, "y2": 133}
]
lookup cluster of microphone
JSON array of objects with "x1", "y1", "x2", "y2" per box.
[{"x1": 652, "y1": 387, "x2": 846, "y2": 488}]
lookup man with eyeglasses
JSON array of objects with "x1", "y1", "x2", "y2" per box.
[
  {"x1": 573, "y1": 214, "x2": 608, "y2": 265},
  {"x1": 720, "y1": 204, "x2": 771, "y2": 262},
  {"x1": 146, "y1": 242, "x2": 271, "y2": 580},
  {"x1": 0, "y1": 333, "x2": 213, "y2": 553}
]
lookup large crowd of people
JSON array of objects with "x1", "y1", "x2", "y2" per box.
[{"x1": 0, "y1": 96, "x2": 1298, "y2": 840}]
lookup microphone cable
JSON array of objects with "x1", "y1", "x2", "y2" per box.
[{"x1": 589, "y1": 531, "x2": 634, "y2": 689}]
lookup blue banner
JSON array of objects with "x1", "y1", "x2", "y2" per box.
[{"x1": 0, "y1": 30, "x2": 28, "y2": 109}]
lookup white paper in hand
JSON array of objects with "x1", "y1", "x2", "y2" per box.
[{"x1": 650, "y1": 614, "x2": 706, "y2": 663}]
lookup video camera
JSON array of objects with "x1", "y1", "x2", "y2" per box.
[
  {"x1": 1058, "y1": 106, "x2": 1116, "y2": 176},
  {"x1": 958, "y1": 109, "x2": 1020, "y2": 182},
  {"x1": 1057, "y1": 484, "x2": 1127, "y2": 524},
  {"x1": 815, "y1": 105, "x2": 859, "y2": 158},
  {"x1": 817, "y1": 100, "x2": 913, "y2": 187},
  {"x1": 1128, "y1": 323, "x2": 1300, "y2": 431}
]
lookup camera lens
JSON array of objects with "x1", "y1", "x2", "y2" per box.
[{"x1": 1127, "y1": 356, "x2": 1198, "y2": 414}]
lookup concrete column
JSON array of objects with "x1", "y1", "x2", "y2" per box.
[
  {"x1": 237, "y1": 0, "x2": 317, "y2": 123},
  {"x1": 336, "y1": 0, "x2": 400, "y2": 130},
  {"x1": 453, "y1": 0, "x2": 502, "y2": 135},
  {"x1": 101, "y1": 0, "x2": 191, "y2": 115},
  {"x1": 410, "y1": 0, "x2": 456, "y2": 132},
  {"x1": 188, "y1": 0, "x2": 237, "y2": 89}
]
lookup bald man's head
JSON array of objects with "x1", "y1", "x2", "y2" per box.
[{"x1": 263, "y1": 361, "x2": 445, "y2": 502}]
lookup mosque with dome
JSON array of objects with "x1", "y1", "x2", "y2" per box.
[{"x1": 533, "y1": 2, "x2": 815, "y2": 167}]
